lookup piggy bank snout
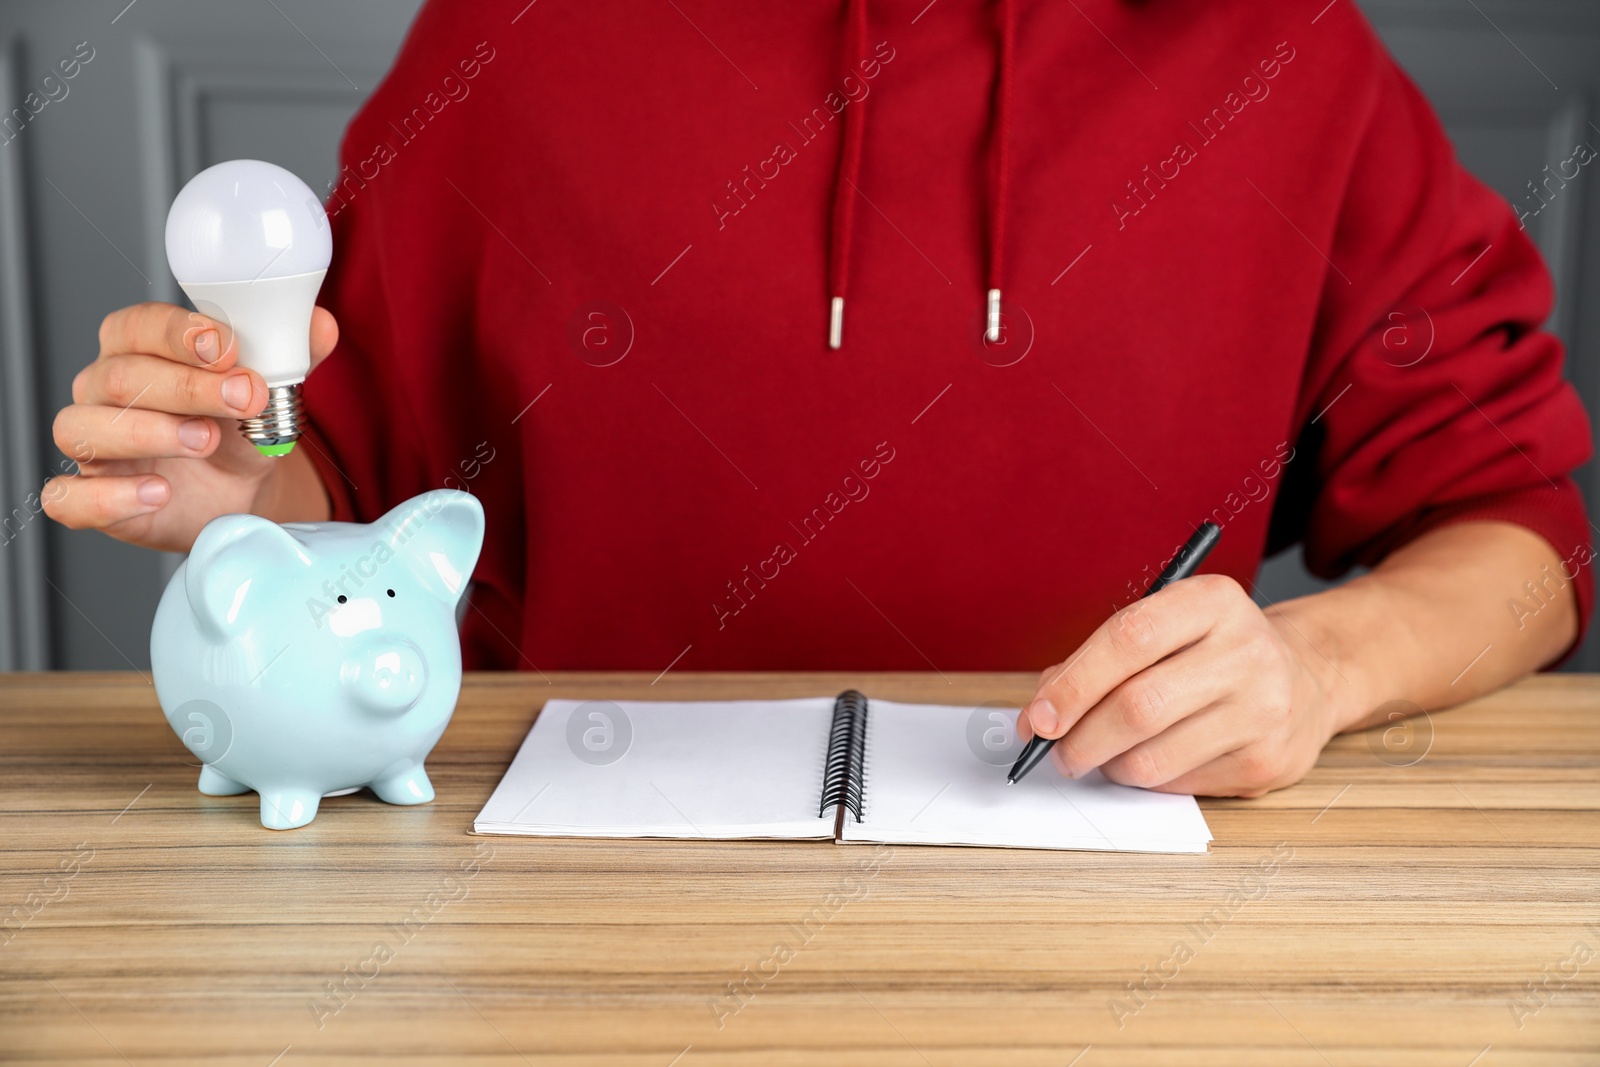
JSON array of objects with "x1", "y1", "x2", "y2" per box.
[{"x1": 342, "y1": 637, "x2": 428, "y2": 713}]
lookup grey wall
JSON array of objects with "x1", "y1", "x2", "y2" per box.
[{"x1": 1, "y1": 0, "x2": 1598, "y2": 670}]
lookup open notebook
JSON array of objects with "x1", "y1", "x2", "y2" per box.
[{"x1": 473, "y1": 691, "x2": 1213, "y2": 853}]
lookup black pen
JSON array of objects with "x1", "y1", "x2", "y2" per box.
[{"x1": 1007, "y1": 521, "x2": 1224, "y2": 784}]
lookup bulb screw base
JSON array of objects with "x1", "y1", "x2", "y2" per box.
[{"x1": 240, "y1": 383, "x2": 304, "y2": 457}]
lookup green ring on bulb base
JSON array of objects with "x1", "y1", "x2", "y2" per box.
[{"x1": 254, "y1": 441, "x2": 297, "y2": 457}]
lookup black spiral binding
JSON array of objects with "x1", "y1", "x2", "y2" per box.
[{"x1": 818, "y1": 689, "x2": 869, "y2": 822}]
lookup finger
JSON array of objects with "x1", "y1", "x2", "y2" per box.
[
  {"x1": 54, "y1": 404, "x2": 218, "y2": 461},
  {"x1": 1050, "y1": 644, "x2": 1240, "y2": 778},
  {"x1": 309, "y1": 306, "x2": 338, "y2": 367},
  {"x1": 73, "y1": 353, "x2": 266, "y2": 418},
  {"x1": 1141, "y1": 742, "x2": 1293, "y2": 799},
  {"x1": 1016, "y1": 711, "x2": 1036, "y2": 743},
  {"x1": 97, "y1": 302, "x2": 237, "y2": 369},
  {"x1": 1088, "y1": 702, "x2": 1261, "y2": 789},
  {"x1": 69, "y1": 457, "x2": 175, "y2": 481},
  {"x1": 40, "y1": 473, "x2": 170, "y2": 531},
  {"x1": 1024, "y1": 574, "x2": 1248, "y2": 740}
]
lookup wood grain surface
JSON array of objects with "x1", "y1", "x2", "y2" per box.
[{"x1": 1, "y1": 671, "x2": 1596, "y2": 1065}]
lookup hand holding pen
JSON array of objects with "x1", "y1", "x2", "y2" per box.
[
  {"x1": 1005, "y1": 520, "x2": 1342, "y2": 797},
  {"x1": 1009, "y1": 522, "x2": 1221, "y2": 784}
]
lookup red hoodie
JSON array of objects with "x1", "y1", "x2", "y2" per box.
[{"x1": 300, "y1": 0, "x2": 1593, "y2": 672}]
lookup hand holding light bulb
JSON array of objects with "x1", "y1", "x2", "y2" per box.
[
  {"x1": 165, "y1": 159, "x2": 332, "y2": 457},
  {"x1": 44, "y1": 161, "x2": 340, "y2": 553}
]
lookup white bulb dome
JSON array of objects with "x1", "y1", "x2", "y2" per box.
[{"x1": 165, "y1": 159, "x2": 331, "y2": 284}]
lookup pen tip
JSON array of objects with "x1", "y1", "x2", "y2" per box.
[{"x1": 1006, "y1": 777, "x2": 1016, "y2": 785}]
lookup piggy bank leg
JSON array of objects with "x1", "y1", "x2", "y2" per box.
[
  {"x1": 369, "y1": 763, "x2": 435, "y2": 806},
  {"x1": 197, "y1": 764, "x2": 250, "y2": 796},
  {"x1": 259, "y1": 788, "x2": 322, "y2": 830}
]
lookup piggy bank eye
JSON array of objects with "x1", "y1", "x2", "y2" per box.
[
  {"x1": 386, "y1": 589, "x2": 395, "y2": 597},
  {"x1": 337, "y1": 595, "x2": 347, "y2": 604}
]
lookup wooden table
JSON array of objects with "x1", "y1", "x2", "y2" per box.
[{"x1": 1, "y1": 672, "x2": 1596, "y2": 1065}]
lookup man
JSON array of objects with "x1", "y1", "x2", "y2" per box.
[{"x1": 46, "y1": 0, "x2": 1592, "y2": 797}]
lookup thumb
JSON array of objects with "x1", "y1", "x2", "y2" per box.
[{"x1": 308, "y1": 306, "x2": 339, "y2": 370}]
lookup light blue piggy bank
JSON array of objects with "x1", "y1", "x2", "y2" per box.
[{"x1": 151, "y1": 490, "x2": 485, "y2": 829}]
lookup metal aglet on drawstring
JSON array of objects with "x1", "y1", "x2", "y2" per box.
[
  {"x1": 829, "y1": 296, "x2": 845, "y2": 350},
  {"x1": 986, "y1": 289, "x2": 1002, "y2": 343}
]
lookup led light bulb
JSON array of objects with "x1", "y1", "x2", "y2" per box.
[{"x1": 165, "y1": 160, "x2": 331, "y2": 457}]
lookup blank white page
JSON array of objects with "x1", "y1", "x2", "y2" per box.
[
  {"x1": 473, "y1": 698, "x2": 838, "y2": 839},
  {"x1": 840, "y1": 701, "x2": 1213, "y2": 853}
]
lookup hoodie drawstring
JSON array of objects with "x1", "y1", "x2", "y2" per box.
[
  {"x1": 987, "y1": 0, "x2": 1015, "y2": 343},
  {"x1": 827, "y1": 0, "x2": 1016, "y2": 350},
  {"x1": 828, "y1": 0, "x2": 870, "y2": 349}
]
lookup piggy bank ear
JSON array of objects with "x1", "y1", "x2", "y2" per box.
[
  {"x1": 184, "y1": 514, "x2": 313, "y2": 639},
  {"x1": 377, "y1": 490, "x2": 485, "y2": 605}
]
